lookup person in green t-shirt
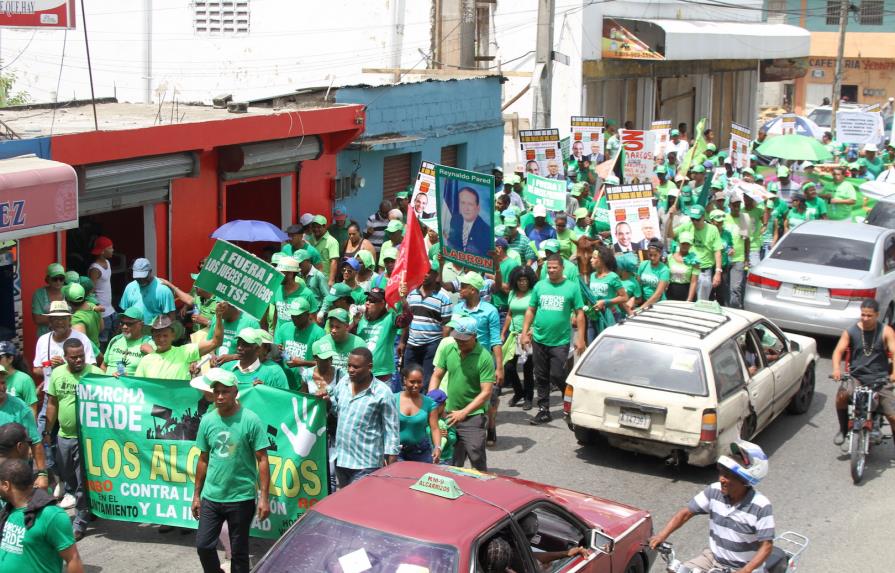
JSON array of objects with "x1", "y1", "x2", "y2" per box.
[
  {"x1": 45, "y1": 338, "x2": 104, "y2": 539},
  {"x1": 669, "y1": 204, "x2": 722, "y2": 301},
  {"x1": 275, "y1": 298, "x2": 325, "y2": 386},
  {"x1": 297, "y1": 250, "x2": 330, "y2": 304},
  {"x1": 31, "y1": 263, "x2": 66, "y2": 338},
  {"x1": 615, "y1": 253, "x2": 642, "y2": 314},
  {"x1": 358, "y1": 287, "x2": 404, "y2": 382},
  {"x1": 225, "y1": 328, "x2": 288, "y2": 390},
  {"x1": 500, "y1": 266, "x2": 536, "y2": 410},
  {"x1": 490, "y1": 240, "x2": 521, "y2": 313},
  {"x1": 0, "y1": 367, "x2": 47, "y2": 490},
  {"x1": 308, "y1": 214, "x2": 341, "y2": 287},
  {"x1": 0, "y1": 344, "x2": 38, "y2": 417},
  {"x1": 281, "y1": 222, "x2": 322, "y2": 267},
  {"x1": 0, "y1": 458, "x2": 84, "y2": 573},
  {"x1": 724, "y1": 194, "x2": 752, "y2": 309},
  {"x1": 709, "y1": 209, "x2": 735, "y2": 306},
  {"x1": 394, "y1": 364, "x2": 440, "y2": 463},
  {"x1": 65, "y1": 284, "x2": 102, "y2": 358},
  {"x1": 582, "y1": 245, "x2": 627, "y2": 341},
  {"x1": 828, "y1": 166, "x2": 857, "y2": 221},
  {"x1": 192, "y1": 368, "x2": 270, "y2": 573},
  {"x1": 428, "y1": 317, "x2": 495, "y2": 471},
  {"x1": 637, "y1": 241, "x2": 670, "y2": 310},
  {"x1": 317, "y1": 309, "x2": 365, "y2": 371},
  {"x1": 206, "y1": 303, "x2": 261, "y2": 365},
  {"x1": 135, "y1": 312, "x2": 224, "y2": 381},
  {"x1": 783, "y1": 194, "x2": 811, "y2": 234},
  {"x1": 801, "y1": 182, "x2": 828, "y2": 221},
  {"x1": 521, "y1": 255, "x2": 586, "y2": 425},
  {"x1": 102, "y1": 306, "x2": 153, "y2": 377}
]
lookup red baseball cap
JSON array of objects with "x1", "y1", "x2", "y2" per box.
[{"x1": 91, "y1": 236, "x2": 113, "y2": 255}]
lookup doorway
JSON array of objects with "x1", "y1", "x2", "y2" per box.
[
  {"x1": 841, "y1": 84, "x2": 858, "y2": 104},
  {"x1": 225, "y1": 177, "x2": 284, "y2": 260}
]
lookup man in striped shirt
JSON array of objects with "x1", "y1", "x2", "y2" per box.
[
  {"x1": 502, "y1": 215, "x2": 537, "y2": 265},
  {"x1": 322, "y1": 347, "x2": 400, "y2": 488},
  {"x1": 364, "y1": 200, "x2": 393, "y2": 251},
  {"x1": 650, "y1": 440, "x2": 775, "y2": 573},
  {"x1": 399, "y1": 261, "x2": 452, "y2": 386}
]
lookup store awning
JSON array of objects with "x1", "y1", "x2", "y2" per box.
[
  {"x1": 0, "y1": 155, "x2": 78, "y2": 241},
  {"x1": 612, "y1": 18, "x2": 810, "y2": 61}
]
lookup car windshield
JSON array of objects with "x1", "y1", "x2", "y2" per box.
[
  {"x1": 254, "y1": 512, "x2": 459, "y2": 573},
  {"x1": 867, "y1": 203, "x2": 895, "y2": 229},
  {"x1": 808, "y1": 109, "x2": 831, "y2": 127},
  {"x1": 576, "y1": 336, "x2": 707, "y2": 395},
  {"x1": 770, "y1": 233, "x2": 873, "y2": 271}
]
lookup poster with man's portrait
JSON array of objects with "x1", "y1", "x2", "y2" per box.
[
  {"x1": 519, "y1": 129, "x2": 562, "y2": 180},
  {"x1": 606, "y1": 184, "x2": 660, "y2": 256},
  {"x1": 435, "y1": 164, "x2": 495, "y2": 273},
  {"x1": 410, "y1": 161, "x2": 437, "y2": 220}
]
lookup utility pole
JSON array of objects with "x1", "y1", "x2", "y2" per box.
[
  {"x1": 532, "y1": 0, "x2": 554, "y2": 129},
  {"x1": 830, "y1": 0, "x2": 850, "y2": 135}
]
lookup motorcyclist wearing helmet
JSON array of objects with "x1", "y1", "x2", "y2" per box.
[
  {"x1": 649, "y1": 440, "x2": 775, "y2": 573},
  {"x1": 830, "y1": 298, "x2": 895, "y2": 445}
]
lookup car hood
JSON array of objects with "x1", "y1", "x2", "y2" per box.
[{"x1": 754, "y1": 257, "x2": 871, "y2": 286}]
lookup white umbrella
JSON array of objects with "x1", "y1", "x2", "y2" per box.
[{"x1": 760, "y1": 115, "x2": 824, "y2": 139}]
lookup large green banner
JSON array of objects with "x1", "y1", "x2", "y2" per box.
[
  {"x1": 194, "y1": 240, "x2": 284, "y2": 321},
  {"x1": 77, "y1": 374, "x2": 328, "y2": 539}
]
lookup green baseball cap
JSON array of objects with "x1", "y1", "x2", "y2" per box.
[
  {"x1": 570, "y1": 182, "x2": 586, "y2": 197},
  {"x1": 688, "y1": 205, "x2": 706, "y2": 219},
  {"x1": 776, "y1": 165, "x2": 790, "y2": 178},
  {"x1": 64, "y1": 271, "x2": 80, "y2": 285},
  {"x1": 46, "y1": 263, "x2": 65, "y2": 278},
  {"x1": 801, "y1": 182, "x2": 817, "y2": 192},
  {"x1": 573, "y1": 207, "x2": 589, "y2": 219},
  {"x1": 541, "y1": 239, "x2": 561, "y2": 253},
  {"x1": 395, "y1": 187, "x2": 411, "y2": 199},
  {"x1": 355, "y1": 250, "x2": 375, "y2": 270},
  {"x1": 311, "y1": 338, "x2": 336, "y2": 359},
  {"x1": 710, "y1": 179, "x2": 724, "y2": 190},
  {"x1": 503, "y1": 215, "x2": 519, "y2": 228},
  {"x1": 236, "y1": 327, "x2": 263, "y2": 345},
  {"x1": 381, "y1": 246, "x2": 399, "y2": 261},
  {"x1": 313, "y1": 215, "x2": 328, "y2": 226},
  {"x1": 122, "y1": 306, "x2": 144, "y2": 321},
  {"x1": 327, "y1": 308, "x2": 350, "y2": 324},
  {"x1": 294, "y1": 249, "x2": 311, "y2": 264},
  {"x1": 706, "y1": 143, "x2": 717, "y2": 152},
  {"x1": 690, "y1": 164, "x2": 706, "y2": 174},
  {"x1": 270, "y1": 252, "x2": 284, "y2": 266},
  {"x1": 459, "y1": 271, "x2": 485, "y2": 291},
  {"x1": 64, "y1": 283, "x2": 86, "y2": 303},
  {"x1": 287, "y1": 298, "x2": 311, "y2": 316},
  {"x1": 709, "y1": 209, "x2": 726, "y2": 222},
  {"x1": 205, "y1": 368, "x2": 237, "y2": 388},
  {"x1": 255, "y1": 328, "x2": 273, "y2": 345},
  {"x1": 678, "y1": 232, "x2": 694, "y2": 245},
  {"x1": 385, "y1": 220, "x2": 404, "y2": 234},
  {"x1": 741, "y1": 167, "x2": 755, "y2": 176},
  {"x1": 325, "y1": 282, "x2": 355, "y2": 303}
]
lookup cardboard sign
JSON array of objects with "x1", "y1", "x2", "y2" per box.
[
  {"x1": 836, "y1": 110, "x2": 884, "y2": 144},
  {"x1": 194, "y1": 240, "x2": 284, "y2": 321},
  {"x1": 410, "y1": 161, "x2": 437, "y2": 220},
  {"x1": 650, "y1": 120, "x2": 672, "y2": 157},
  {"x1": 781, "y1": 114, "x2": 797, "y2": 135},
  {"x1": 524, "y1": 173, "x2": 567, "y2": 212},
  {"x1": 519, "y1": 129, "x2": 562, "y2": 179},
  {"x1": 570, "y1": 116, "x2": 606, "y2": 163},
  {"x1": 729, "y1": 123, "x2": 752, "y2": 171},
  {"x1": 435, "y1": 164, "x2": 495, "y2": 273},
  {"x1": 78, "y1": 376, "x2": 329, "y2": 539},
  {"x1": 619, "y1": 129, "x2": 656, "y2": 184},
  {"x1": 606, "y1": 184, "x2": 660, "y2": 254}
]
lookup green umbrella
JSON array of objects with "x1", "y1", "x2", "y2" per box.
[{"x1": 755, "y1": 134, "x2": 832, "y2": 162}]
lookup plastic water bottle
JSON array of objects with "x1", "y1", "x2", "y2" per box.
[{"x1": 117, "y1": 362, "x2": 125, "y2": 377}]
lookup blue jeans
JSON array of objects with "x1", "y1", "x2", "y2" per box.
[
  {"x1": 399, "y1": 440, "x2": 433, "y2": 463},
  {"x1": 335, "y1": 466, "x2": 378, "y2": 489},
  {"x1": 37, "y1": 394, "x2": 57, "y2": 477},
  {"x1": 56, "y1": 437, "x2": 89, "y2": 532}
]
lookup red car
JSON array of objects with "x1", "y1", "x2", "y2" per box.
[{"x1": 253, "y1": 462, "x2": 655, "y2": 573}]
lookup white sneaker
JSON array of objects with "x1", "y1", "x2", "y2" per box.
[
  {"x1": 59, "y1": 494, "x2": 76, "y2": 509},
  {"x1": 53, "y1": 482, "x2": 64, "y2": 499}
]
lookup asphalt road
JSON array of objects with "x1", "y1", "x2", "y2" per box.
[{"x1": 74, "y1": 336, "x2": 894, "y2": 572}]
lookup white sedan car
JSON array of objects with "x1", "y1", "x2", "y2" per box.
[{"x1": 564, "y1": 301, "x2": 818, "y2": 466}]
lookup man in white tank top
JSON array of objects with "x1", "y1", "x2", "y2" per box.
[{"x1": 88, "y1": 236, "x2": 116, "y2": 350}]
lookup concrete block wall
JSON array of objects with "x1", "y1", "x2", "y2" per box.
[{"x1": 334, "y1": 78, "x2": 503, "y2": 224}]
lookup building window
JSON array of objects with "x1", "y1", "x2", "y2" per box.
[
  {"x1": 193, "y1": 1, "x2": 250, "y2": 35},
  {"x1": 825, "y1": 1, "x2": 840, "y2": 25},
  {"x1": 382, "y1": 154, "x2": 413, "y2": 204},
  {"x1": 859, "y1": 1, "x2": 884, "y2": 25}
]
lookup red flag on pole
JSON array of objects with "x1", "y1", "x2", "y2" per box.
[{"x1": 385, "y1": 206, "x2": 431, "y2": 308}]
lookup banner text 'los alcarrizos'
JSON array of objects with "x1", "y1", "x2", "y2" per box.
[{"x1": 77, "y1": 375, "x2": 328, "y2": 539}]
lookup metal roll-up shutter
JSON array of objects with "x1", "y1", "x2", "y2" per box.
[
  {"x1": 80, "y1": 152, "x2": 198, "y2": 215},
  {"x1": 440, "y1": 145, "x2": 459, "y2": 167},
  {"x1": 219, "y1": 135, "x2": 321, "y2": 181},
  {"x1": 382, "y1": 153, "x2": 412, "y2": 204}
]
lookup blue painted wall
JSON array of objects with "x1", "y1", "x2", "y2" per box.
[
  {"x1": 783, "y1": 0, "x2": 895, "y2": 32},
  {"x1": 334, "y1": 77, "x2": 503, "y2": 224},
  {"x1": 0, "y1": 137, "x2": 51, "y2": 160}
]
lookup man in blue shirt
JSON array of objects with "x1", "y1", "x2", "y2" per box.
[{"x1": 118, "y1": 258, "x2": 175, "y2": 325}]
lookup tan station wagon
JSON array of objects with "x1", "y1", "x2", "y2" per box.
[{"x1": 564, "y1": 301, "x2": 818, "y2": 466}]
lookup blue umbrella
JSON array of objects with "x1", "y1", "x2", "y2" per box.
[
  {"x1": 760, "y1": 115, "x2": 823, "y2": 139},
  {"x1": 211, "y1": 219, "x2": 288, "y2": 242}
]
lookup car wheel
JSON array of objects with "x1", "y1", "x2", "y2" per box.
[
  {"x1": 740, "y1": 414, "x2": 757, "y2": 440},
  {"x1": 786, "y1": 364, "x2": 815, "y2": 415},
  {"x1": 573, "y1": 426, "x2": 599, "y2": 446},
  {"x1": 622, "y1": 554, "x2": 645, "y2": 573}
]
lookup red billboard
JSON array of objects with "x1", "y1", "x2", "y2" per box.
[{"x1": 0, "y1": 1, "x2": 76, "y2": 29}]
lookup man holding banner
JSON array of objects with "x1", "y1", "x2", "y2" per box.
[{"x1": 193, "y1": 368, "x2": 270, "y2": 573}]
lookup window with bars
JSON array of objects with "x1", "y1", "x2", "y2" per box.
[
  {"x1": 825, "y1": 1, "x2": 841, "y2": 25},
  {"x1": 193, "y1": 1, "x2": 250, "y2": 35},
  {"x1": 859, "y1": 1, "x2": 884, "y2": 25}
]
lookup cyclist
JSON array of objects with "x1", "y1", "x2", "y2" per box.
[
  {"x1": 830, "y1": 298, "x2": 895, "y2": 445},
  {"x1": 649, "y1": 440, "x2": 774, "y2": 573}
]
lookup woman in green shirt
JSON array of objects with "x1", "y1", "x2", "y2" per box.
[
  {"x1": 501, "y1": 266, "x2": 536, "y2": 410},
  {"x1": 583, "y1": 245, "x2": 627, "y2": 342},
  {"x1": 395, "y1": 364, "x2": 440, "y2": 463},
  {"x1": 637, "y1": 240, "x2": 670, "y2": 310},
  {"x1": 783, "y1": 193, "x2": 810, "y2": 234},
  {"x1": 667, "y1": 232, "x2": 700, "y2": 302},
  {"x1": 66, "y1": 284, "x2": 102, "y2": 358},
  {"x1": 0, "y1": 342, "x2": 38, "y2": 417},
  {"x1": 615, "y1": 253, "x2": 641, "y2": 317}
]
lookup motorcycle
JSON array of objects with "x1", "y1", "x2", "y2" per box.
[
  {"x1": 835, "y1": 374, "x2": 891, "y2": 484},
  {"x1": 654, "y1": 531, "x2": 809, "y2": 573}
]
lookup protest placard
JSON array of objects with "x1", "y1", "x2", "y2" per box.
[
  {"x1": 78, "y1": 375, "x2": 328, "y2": 539},
  {"x1": 650, "y1": 120, "x2": 672, "y2": 156},
  {"x1": 606, "y1": 183, "x2": 660, "y2": 254},
  {"x1": 836, "y1": 110, "x2": 884, "y2": 144},
  {"x1": 619, "y1": 129, "x2": 656, "y2": 184},
  {"x1": 436, "y1": 164, "x2": 495, "y2": 273},
  {"x1": 781, "y1": 114, "x2": 796, "y2": 135},
  {"x1": 729, "y1": 123, "x2": 752, "y2": 171},
  {"x1": 519, "y1": 129, "x2": 562, "y2": 178},
  {"x1": 524, "y1": 173, "x2": 567, "y2": 211},
  {"x1": 410, "y1": 161, "x2": 437, "y2": 220},
  {"x1": 194, "y1": 240, "x2": 283, "y2": 321},
  {"x1": 570, "y1": 116, "x2": 605, "y2": 163}
]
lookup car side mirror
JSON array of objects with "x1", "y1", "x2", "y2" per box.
[
  {"x1": 788, "y1": 339, "x2": 800, "y2": 352},
  {"x1": 590, "y1": 529, "x2": 615, "y2": 555}
]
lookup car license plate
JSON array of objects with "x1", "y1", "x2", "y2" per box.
[
  {"x1": 791, "y1": 284, "x2": 817, "y2": 298},
  {"x1": 619, "y1": 410, "x2": 651, "y2": 430}
]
